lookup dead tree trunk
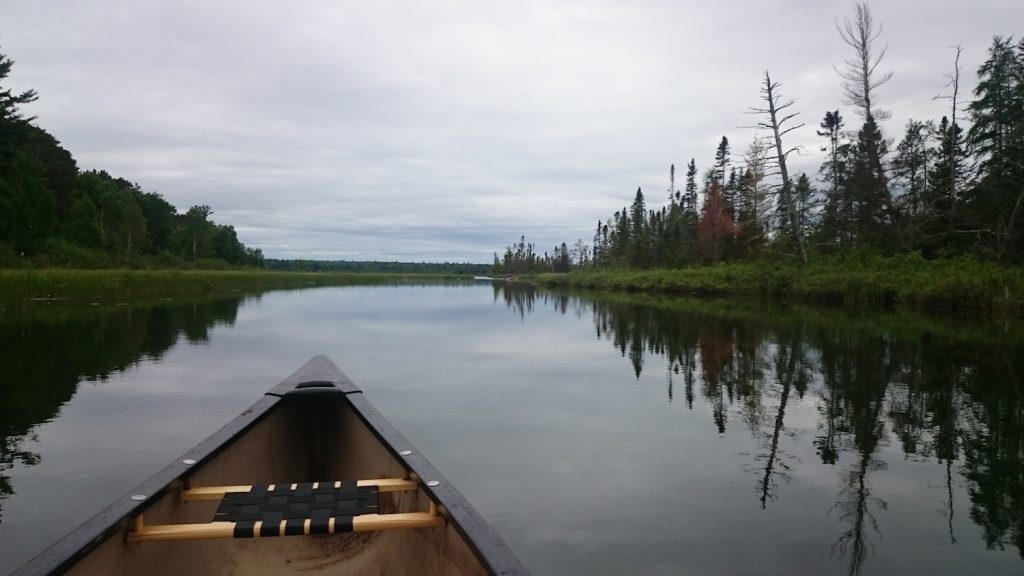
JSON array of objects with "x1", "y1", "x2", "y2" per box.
[{"x1": 750, "y1": 71, "x2": 808, "y2": 264}]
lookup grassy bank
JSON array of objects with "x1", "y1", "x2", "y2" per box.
[
  {"x1": 0, "y1": 269, "x2": 471, "y2": 302},
  {"x1": 538, "y1": 254, "x2": 1024, "y2": 315}
]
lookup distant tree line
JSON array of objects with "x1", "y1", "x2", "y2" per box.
[
  {"x1": 265, "y1": 259, "x2": 489, "y2": 275},
  {"x1": 496, "y1": 5, "x2": 1024, "y2": 274},
  {"x1": 491, "y1": 235, "x2": 592, "y2": 275},
  {"x1": 0, "y1": 44, "x2": 263, "y2": 269}
]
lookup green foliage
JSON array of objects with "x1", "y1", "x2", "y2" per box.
[
  {"x1": 266, "y1": 259, "x2": 487, "y2": 275},
  {"x1": 542, "y1": 255, "x2": 1024, "y2": 315},
  {"x1": 491, "y1": 235, "x2": 559, "y2": 275},
  {"x1": 0, "y1": 41, "x2": 264, "y2": 271},
  {"x1": 499, "y1": 31, "x2": 1024, "y2": 291},
  {"x1": 0, "y1": 49, "x2": 37, "y2": 122},
  {"x1": 0, "y1": 269, "x2": 476, "y2": 302},
  {"x1": 39, "y1": 238, "x2": 112, "y2": 269}
]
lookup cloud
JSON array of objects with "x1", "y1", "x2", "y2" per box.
[{"x1": 2, "y1": 0, "x2": 1018, "y2": 261}]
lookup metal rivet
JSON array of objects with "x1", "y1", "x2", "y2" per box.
[
  {"x1": 399, "y1": 450, "x2": 412, "y2": 456},
  {"x1": 426, "y1": 480, "x2": 440, "y2": 487},
  {"x1": 130, "y1": 494, "x2": 147, "y2": 501},
  {"x1": 182, "y1": 459, "x2": 196, "y2": 466}
]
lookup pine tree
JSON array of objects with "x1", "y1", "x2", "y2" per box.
[
  {"x1": 629, "y1": 188, "x2": 648, "y2": 267},
  {"x1": 684, "y1": 158, "x2": 699, "y2": 217},
  {"x1": 892, "y1": 119, "x2": 934, "y2": 220},
  {"x1": 817, "y1": 111, "x2": 850, "y2": 251},
  {"x1": 777, "y1": 173, "x2": 815, "y2": 249},
  {"x1": 964, "y1": 36, "x2": 1024, "y2": 259},
  {"x1": 818, "y1": 111, "x2": 845, "y2": 195},
  {"x1": 713, "y1": 136, "x2": 730, "y2": 186},
  {"x1": 967, "y1": 36, "x2": 1021, "y2": 183},
  {"x1": 918, "y1": 116, "x2": 964, "y2": 256},
  {"x1": 0, "y1": 47, "x2": 37, "y2": 123},
  {"x1": 847, "y1": 117, "x2": 892, "y2": 248}
]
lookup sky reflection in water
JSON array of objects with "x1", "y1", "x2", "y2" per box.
[{"x1": 0, "y1": 283, "x2": 1021, "y2": 575}]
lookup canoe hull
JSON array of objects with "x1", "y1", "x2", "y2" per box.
[{"x1": 15, "y1": 356, "x2": 528, "y2": 576}]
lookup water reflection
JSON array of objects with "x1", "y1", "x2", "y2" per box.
[
  {"x1": 0, "y1": 295, "x2": 248, "y2": 522},
  {"x1": 493, "y1": 283, "x2": 1024, "y2": 572}
]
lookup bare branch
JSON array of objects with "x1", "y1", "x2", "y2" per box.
[
  {"x1": 835, "y1": 2, "x2": 892, "y2": 121},
  {"x1": 779, "y1": 123, "x2": 806, "y2": 136}
]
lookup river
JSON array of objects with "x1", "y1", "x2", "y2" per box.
[{"x1": 1, "y1": 282, "x2": 1021, "y2": 575}]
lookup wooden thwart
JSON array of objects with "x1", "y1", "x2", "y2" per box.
[
  {"x1": 182, "y1": 478, "x2": 417, "y2": 502},
  {"x1": 127, "y1": 512, "x2": 445, "y2": 542},
  {"x1": 128, "y1": 478, "x2": 441, "y2": 543}
]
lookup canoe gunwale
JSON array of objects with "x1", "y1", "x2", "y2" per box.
[
  {"x1": 13, "y1": 355, "x2": 530, "y2": 576},
  {"x1": 343, "y1": 391, "x2": 528, "y2": 576},
  {"x1": 13, "y1": 393, "x2": 283, "y2": 576}
]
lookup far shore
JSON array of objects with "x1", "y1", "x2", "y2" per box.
[
  {"x1": 4, "y1": 254, "x2": 1023, "y2": 318},
  {"x1": 534, "y1": 254, "x2": 1024, "y2": 317}
]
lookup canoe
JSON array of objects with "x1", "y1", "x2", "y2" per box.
[{"x1": 15, "y1": 356, "x2": 530, "y2": 576}]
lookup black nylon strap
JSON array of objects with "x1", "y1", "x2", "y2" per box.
[
  {"x1": 333, "y1": 515, "x2": 354, "y2": 533},
  {"x1": 260, "y1": 512, "x2": 283, "y2": 537},
  {"x1": 310, "y1": 509, "x2": 330, "y2": 534},
  {"x1": 215, "y1": 482, "x2": 379, "y2": 537},
  {"x1": 285, "y1": 518, "x2": 305, "y2": 536},
  {"x1": 234, "y1": 520, "x2": 255, "y2": 538}
]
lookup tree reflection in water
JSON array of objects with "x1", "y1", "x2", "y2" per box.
[
  {"x1": 493, "y1": 284, "x2": 1024, "y2": 571},
  {"x1": 0, "y1": 295, "x2": 248, "y2": 523}
]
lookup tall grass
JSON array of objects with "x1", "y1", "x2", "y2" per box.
[
  {"x1": 540, "y1": 254, "x2": 1024, "y2": 315},
  {"x1": 0, "y1": 269, "x2": 471, "y2": 302}
]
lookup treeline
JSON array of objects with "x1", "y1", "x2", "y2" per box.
[
  {"x1": 490, "y1": 236, "x2": 590, "y2": 275},
  {"x1": 265, "y1": 259, "x2": 489, "y2": 275},
  {"x1": 0, "y1": 44, "x2": 263, "y2": 269},
  {"x1": 496, "y1": 5, "x2": 1024, "y2": 274}
]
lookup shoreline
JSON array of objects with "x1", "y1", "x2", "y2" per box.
[
  {"x1": 535, "y1": 254, "x2": 1024, "y2": 317},
  {"x1": 0, "y1": 269, "x2": 473, "y2": 302}
]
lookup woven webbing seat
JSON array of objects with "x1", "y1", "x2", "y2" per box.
[
  {"x1": 127, "y1": 478, "x2": 443, "y2": 542},
  {"x1": 215, "y1": 481, "x2": 379, "y2": 538}
]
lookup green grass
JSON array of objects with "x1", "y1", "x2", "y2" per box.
[
  {"x1": 0, "y1": 269, "x2": 473, "y2": 302},
  {"x1": 539, "y1": 254, "x2": 1024, "y2": 316}
]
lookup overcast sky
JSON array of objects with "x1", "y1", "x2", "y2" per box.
[{"x1": 2, "y1": 1, "x2": 1019, "y2": 262}]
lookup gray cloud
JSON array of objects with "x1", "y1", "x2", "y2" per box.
[{"x1": 2, "y1": 0, "x2": 1019, "y2": 261}]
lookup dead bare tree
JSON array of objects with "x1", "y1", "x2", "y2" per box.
[
  {"x1": 933, "y1": 44, "x2": 964, "y2": 195},
  {"x1": 835, "y1": 2, "x2": 893, "y2": 122},
  {"x1": 748, "y1": 71, "x2": 808, "y2": 264}
]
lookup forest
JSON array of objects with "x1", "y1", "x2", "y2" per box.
[
  {"x1": 264, "y1": 259, "x2": 489, "y2": 275},
  {"x1": 493, "y1": 4, "x2": 1024, "y2": 276},
  {"x1": 0, "y1": 45, "x2": 264, "y2": 269}
]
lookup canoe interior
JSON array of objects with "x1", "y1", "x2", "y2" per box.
[{"x1": 63, "y1": 392, "x2": 489, "y2": 576}]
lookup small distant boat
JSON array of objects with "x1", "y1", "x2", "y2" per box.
[{"x1": 15, "y1": 356, "x2": 529, "y2": 576}]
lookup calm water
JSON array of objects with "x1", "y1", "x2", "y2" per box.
[{"x1": 1, "y1": 283, "x2": 1022, "y2": 575}]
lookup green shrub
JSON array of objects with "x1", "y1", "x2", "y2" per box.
[{"x1": 40, "y1": 238, "x2": 113, "y2": 269}]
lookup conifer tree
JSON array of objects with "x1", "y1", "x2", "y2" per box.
[
  {"x1": 892, "y1": 119, "x2": 934, "y2": 219},
  {"x1": 847, "y1": 117, "x2": 892, "y2": 248},
  {"x1": 629, "y1": 188, "x2": 648, "y2": 267},
  {"x1": 684, "y1": 159, "x2": 698, "y2": 211},
  {"x1": 918, "y1": 116, "x2": 964, "y2": 255},
  {"x1": 964, "y1": 36, "x2": 1024, "y2": 258},
  {"x1": 0, "y1": 47, "x2": 37, "y2": 123},
  {"x1": 713, "y1": 136, "x2": 730, "y2": 187}
]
